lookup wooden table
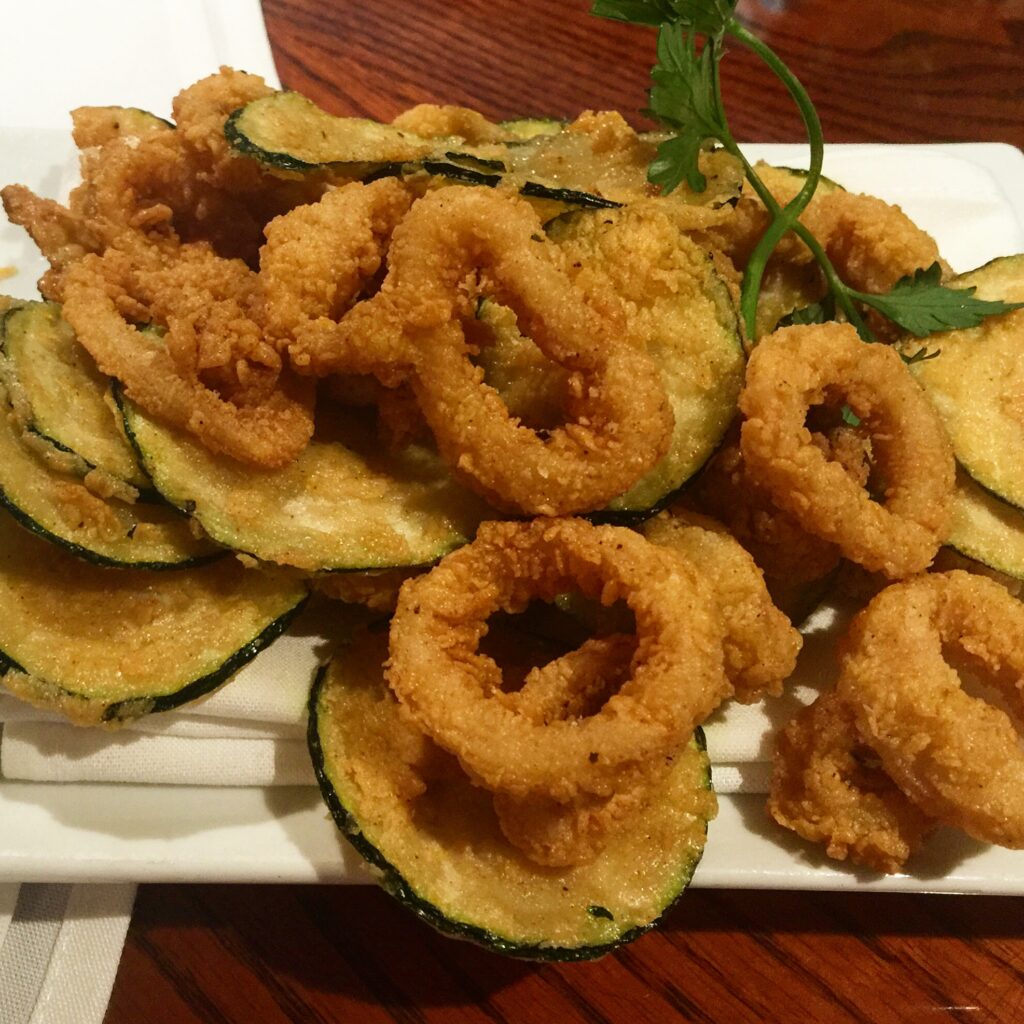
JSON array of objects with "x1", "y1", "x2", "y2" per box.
[{"x1": 106, "y1": 2, "x2": 1024, "y2": 1021}]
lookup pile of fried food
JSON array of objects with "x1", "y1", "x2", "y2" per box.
[{"x1": 2, "y1": 67, "x2": 1024, "y2": 957}]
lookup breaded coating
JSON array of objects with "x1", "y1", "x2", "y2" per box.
[
  {"x1": 768, "y1": 691, "x2": 935, "y2": 874},
  {"x1": 641, "y1": 508, "x2": 802, "y2": 703}
]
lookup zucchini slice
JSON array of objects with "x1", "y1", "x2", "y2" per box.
[
  {"x1": 120, "y1": 398, "x2": 489, "y2": 573},
  {"x1": 945, "y1": 468, "x2": 1024, "y2": 581},
  {"x1": 499, "y1": 117, "x2": 565, "y2": 141},
  {"x1": 549, "y1": 206, "x2": 745, "y2": 516},
  {"x1": 1, "y1": 302, "x2": 150, "y2": 491},
  {"x1": 309, "y1": 628, "x2": 714, "y2": 960},
  {"x1": 72, "y1": 105, "x2": 174, "y2": 147},
  {"x1": 905, "y1": 254, "x2": 1024, "y2": 509},
  {"x1": 0, "y1": 507, "x2": 306, "y2": 725},
  {"x1": 0, "y1": 385, "x2": 219, "y2": 569},
  {"x1": 226, "y1": 94, "x2": 740, "y2": 211},
  {"x1": 225, "y1": 91, "x2": 437, "y2": 175},
  {"x1": 506, "y1": 131, "x2": 741, "y2": 209}
]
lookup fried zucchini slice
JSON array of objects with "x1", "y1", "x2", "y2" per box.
[
  {"x1": 945, "y1": 468, "x2": 1024, "y2": 581},
  {"x1": 120, "y1": 398, "x2": 489, "y2": 573},
  {"x1": 225, "y1": 91, "x2": 437, "y2": 175},
  {"x1": 226, "y1": 93, "x2": 740, "y2": 210},
  {"x1": 1, "y1": 302, "x2": 150, "y2": 491},
  {"x1": 0, "y1": 508, "x2": 306, "y2": 725},
  {"x1": 309, "y1": 628, "x2": 714, "y2": 960},
  {"x1": 0, "y1": 383, "x2": 219, "y2": 569},
  {"x1": 906, "y1": 254, "x2": 1024, "y2": 509}
]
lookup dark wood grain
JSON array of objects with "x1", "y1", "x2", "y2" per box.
[
  {"x1": 261, "y1": 0, "x2": 1024, "y2": 146},
  {"x1": 108, "y1": 885, "x2": 1024, "y2": 1024},
  {"x1": 104, "y1": 2, "x2": 1024, "y2": 1021}
]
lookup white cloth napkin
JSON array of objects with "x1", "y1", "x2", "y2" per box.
[
  {"x1": 0, "y1": 883, "x2": 136, "y2": 1024},
  {"x1": 0, "y1": 601, "x2": 853, "y2": 794}
]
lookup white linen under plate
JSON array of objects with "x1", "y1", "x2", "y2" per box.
[{"x1": 0, "y1": 603, "x2": 853, "y2": 793}]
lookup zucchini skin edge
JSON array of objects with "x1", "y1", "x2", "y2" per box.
[
  {"x1": 0, "y1": 488, "x2": 225, "y2": 572},
  {"x1": 224, "y1": 105, "x2": 323, "y2": 174},
  {"x1": 0, "y1": 592, "x2": 308, "y2": 724},
  {"x1": 307, "y1": 665, "x2": 709, "y2": 961}
]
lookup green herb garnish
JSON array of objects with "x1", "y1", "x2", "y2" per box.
[
  {"x1": 840, "y1": 405, "x2": 862, "y2": 428},
  {"x1": 592, "y1": 1, "x2": 1024, "y2": 342}
]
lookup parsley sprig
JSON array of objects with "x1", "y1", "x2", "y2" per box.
[{"x1": 592, "y1": 1, "x2": 1024, "y2": 342}]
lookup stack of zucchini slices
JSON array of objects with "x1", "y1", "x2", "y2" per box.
[
  {"x1": 902, "y1": 255, "x2": 1024, "y2": 585},
  {"x1": 0, "y1": 301, "x2": 307, "y2": 725}
]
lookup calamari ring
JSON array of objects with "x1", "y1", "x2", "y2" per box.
[
  {"x1": 837, "y1": 571, "x2": 1024, "y2": 848},
  {"x1": 61, "y1": 250, "x2": 314, "y2": 468},
  {"x1": 387, "y1": 518, "x2": 728, "y2": 802},
  {"x1": 767, "y1": 691, "x2": 935, "y2": 874},
  {"x1": 640, "y1": 508, "x2": 802, "y2": 703},
  {"x1": 689, "y1": 432, "x2": 841, "y2": 586},
  {"x1": 264, "y1": 179, "x2": 414, "y2": 383},
  {"x1": 383, "y1": 187, "x2": 674, "y2": 515},
  {"x1": 706, "y1": 169, "x2": 945, "y2": 295},
  {"x1": 493, "y1": 634, "x2": 655, "y2": 866},
  {"x1": 740, "y1": 323, "x2": 954, "y2": 578},
  {"x1": 502, "y1": 633, "x2": 636, "y2": 726},
  {"x1": 493, "y1": 773, "x2": 660, "y2": 868}
]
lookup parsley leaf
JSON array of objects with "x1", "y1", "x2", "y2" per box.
[
  {"x1": 853, "y1": 263, "x2": 1024, "y2": 338},
  {"x1": 592, "y1": 0, "x2": 736, "y2": 35},
  {"x1": 779, "y1": 294, "x2": 837, "y2": 329},
  {"x1": 591, "y1": 0, "x2": 677, "y2": 26},
  {"x1": 645, "y1": 27, "x2": 728, "y2": 193},
  {"x1": 840, "y1": 405, "x2": 862, "y2": 427}
]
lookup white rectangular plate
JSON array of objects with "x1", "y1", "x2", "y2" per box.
[{"x1": 1, "y1": 140, "x2": 1023, "y2": 890}]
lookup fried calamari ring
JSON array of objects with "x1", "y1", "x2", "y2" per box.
[
  {"x1": 391, "y1": 103, "x2": 510, "y2": 144},
  {"x1": 62, "y1": 250, "x2": 314, "y2": 468},
  {"x1": 493, "y1": 772, "x2": 661, "y2": 867},
  {"x1": 264, "y1": 179, "x2": 414, "y2": 382},
  {"x1": 740, "y1": 323, "x2": 954, "y2": 578},
  {"x1": 493, "y1": 634, "x2": 656, "y2": 866},
  {"x1": 387, "y1": 518, "x2": 728, "y2": 802},
  {"x1": 705, "y1": 168, "x2": 945, "y2": 294},
  {"x1": 312, "y1": 567, "x2": 422, "y2": 613},
  {"x1": 641, "y1": 508, "x2": 802, "y2": 703},
  {"x1": 383, "y1": 187, "x2": 674, "y2": 515},
  {"x1": 491, "y1": 509, "x2": 802, "y2": 866},
  {"x1": 767, "y1": 692, "x2": 935, "y2": 874},
  {"x1": 688, "y1": 431, "x2": 841, "y2": 585},
  {"x1": 837, "y1": 571, "x2": 1024, "y2": 848}
]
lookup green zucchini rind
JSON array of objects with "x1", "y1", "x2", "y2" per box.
[
  {"x1": 0, "y1": 381, "x2": 221, "y2": 569},
  {"x1": 308, "y1": 632, "x2": 714, "y2": 960},
  {"x1": 0, "y1": 302, "x2": 152, "y2": 493},
  {"x1": 0, "y1": 508, "x2": 307, "y2": 726},
  {"x1": 498, "y1": 117, "x2": 565, "y2": 141},
  {"x1": 905, "y1": 254, "x2": 1024, "y2": 510},
  {"x1": 945, "y1": 468, "x2": 1024, "y2": 581},
  {"x1": 225, "y1": 91, "x2": 437, "y2": 175},
  {"x1": 420, "y1": 160, "x2": 503, "y2": 188},
  {"x1": 519, "y1": 181, "x2": 621, "y2": 209},
  {"x1": 119, "y1": 396, "x2": 489, "y2": 573},
  {"x1": 82, "y1": 106, "x2": 175, "y2": 140}
]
